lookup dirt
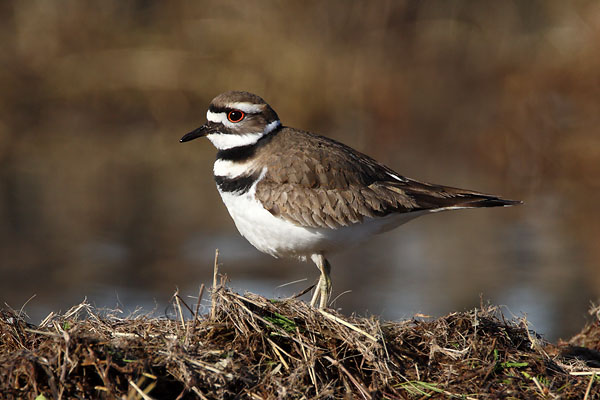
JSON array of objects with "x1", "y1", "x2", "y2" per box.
[{"x1": 1, "y1": 284, "x2": 599, "y2": 399}]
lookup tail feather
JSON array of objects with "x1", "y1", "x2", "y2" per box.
[
  {"x1": 465, "y1": 197, "x2": 522, "y2": 208},
  {"x1": 399, "y1": 178, "x2": 522, "y2": 211}
]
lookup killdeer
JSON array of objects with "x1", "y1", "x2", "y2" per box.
[{"x1": 181, "y1": 91, "x2": 521, "y2": 309}]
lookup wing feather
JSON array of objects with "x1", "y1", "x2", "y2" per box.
[{"x1": 253, "y1": 128, "x2": 520, "y2": 229}]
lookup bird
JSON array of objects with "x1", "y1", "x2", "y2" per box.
[{"x1": 180, "y1": 91, "x2": 521, "y2": 309}]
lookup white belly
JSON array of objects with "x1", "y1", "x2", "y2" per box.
[{"x1": 217, "y1": 187, "x2": 424, "y2": 260}]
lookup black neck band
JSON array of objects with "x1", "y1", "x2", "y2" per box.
[
  {"x1": 214, "y1": 173, "x2": 259, "y2": 194},
  {"x1": 215, "y1": 125, "x2": 282, "y2": 162}
]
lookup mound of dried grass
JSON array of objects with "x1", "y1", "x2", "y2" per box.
[{"x1": 1, "y1": 277, "x2": 599, "y2": 399}]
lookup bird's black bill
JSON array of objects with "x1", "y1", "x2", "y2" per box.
[{"x1": 180, "y1": 123, "x2": 212, "y2": 143}]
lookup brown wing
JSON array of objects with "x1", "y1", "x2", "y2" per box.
[{"x1": 254, "y1": 128, "x2": 520, "y2": 229}]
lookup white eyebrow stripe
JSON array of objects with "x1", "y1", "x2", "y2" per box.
[
  {"x1": 226, "y1": 102, "x2": 264, "y2": 113},
  {"x1": 207, "y1": 110, "x2": 281, "y2": 134}
]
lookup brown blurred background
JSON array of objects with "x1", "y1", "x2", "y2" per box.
[{"x1": 1, "y1": 1, "x2": 599, "y2": 340}]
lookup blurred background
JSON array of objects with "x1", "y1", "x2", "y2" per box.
[{"x1": 1, "y1": 1, "x2": 598, "y2": 341}]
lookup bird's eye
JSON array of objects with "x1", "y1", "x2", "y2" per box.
[{"x1": 227, "y1": 110, "x2": 245, "y2": 123}]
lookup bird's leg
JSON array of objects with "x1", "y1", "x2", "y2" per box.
[
  {"x1": 310, "y1": 274, "x2": 323, "y2": 307},
  {"x1": 319, "y1": 258, "x2": 332, "y2": 309},
  {"x1": 310, "y1": 254, "x2": 332, "y2": 309}
]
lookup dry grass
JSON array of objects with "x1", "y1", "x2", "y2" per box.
[{"x1": 1, "y1": 270, "x2": 599, "y2": 399}]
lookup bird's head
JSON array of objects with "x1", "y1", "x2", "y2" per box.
[{"x1": 180, "y1": 91, "x2": 281, "y2": 150}]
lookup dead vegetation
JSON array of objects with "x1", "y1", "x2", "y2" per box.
[{"x1": 1, "y1": 277, "x2": 599, "y2": 399}]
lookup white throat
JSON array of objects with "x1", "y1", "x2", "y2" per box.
[{"x1": 206, "y1": 132, "x2": 265, "y2": 150}]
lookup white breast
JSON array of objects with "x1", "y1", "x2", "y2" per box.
[{"x1": 216, "y1": 167, "x2": 425, "y2": 260}]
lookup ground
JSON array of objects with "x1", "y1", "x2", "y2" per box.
[{"x1": 1, "y1": 282, "x2": 599, "y2": 399}]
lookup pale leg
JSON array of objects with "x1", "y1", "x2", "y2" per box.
[
  {"x1": 309, "y1": 254, "x2": 332, "y2": 309},
  {"x1": 310, "y1": 274, "x2": 323, "y2": 307}
]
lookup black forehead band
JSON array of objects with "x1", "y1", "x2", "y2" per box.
[{"x1": 209, "y1": 105, "x2": 262, "y2": 114}]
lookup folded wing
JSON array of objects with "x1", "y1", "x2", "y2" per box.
[{"x1": 254, "y1": 129, "x2": 520, "y2": 229}]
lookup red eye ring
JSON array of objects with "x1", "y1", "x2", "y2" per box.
[{"x1": 227, "y1": 110, "x2": 245, "y2": 123}]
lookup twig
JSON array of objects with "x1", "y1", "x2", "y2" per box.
[
  {"x1": 194, "y1": 284, "x2": 205, "y2": 324},
  {"x1": 179, "y1": 354, "x2": 234, "y2": 378},
  {"x1": 227, "y1": 291, "x2": 318, "y2": 352},
  {"x1": 24, "y1": 328, "x2": 61, "y2": 337},
  {"x1": 173, "y1": 288, "x2": 186, "y2": 331},
  {"x1": 266, "y1": 338, "x2": 291, "y2": 370},
  {"x1": 277, "y1": 278, "x2": 308, "y2": 288},
  {"x1": 191, "y1": 386, "x2": 210, "y2": 400},
  {"x1": 531, "y1": 376, "x2": 545, "y2": 397},
  {"x1": 211, "y1": 249, "x2": 220, "y2": 320},
  {"x1": 584, "y1": 373, "x2": 596, "y2": 400},
  {"x1": 330, "y1": 290, "x2": 352, "y2": 305},
  {"x1": 571, "y1": 370, "x2": 600, "y2": 376},
  {"x1": 129, "y1": 380, "x2": 155, "y2": 400},
  {"x1": 188, "y1": 284, "x2": 205, "y2": 345},
  {"x1": 39, "y1": 311, "x2": 56, "y2": 328},
  {"x1": 297, "y1": 327, "x2": 317, "y2": 395},
  {"x1": 18, "y1": 294, "x2": 37, "y2": 319},
  {"x1": 318, "y1": 309, "x2": 378, "y2": 342},
  {"x1": 53, "y1": 321, "x2": 70, "y2": 390},
  {"x1": 324, "y1": 356, "x2": 372, "y2": 400},
  {"x1": 175, "y1": 293, "x2": 195, "y2": 315},
  {"x1": 89, "y1": 347, "x2": 112, "y2": 394},
  {"x1": 111, "y1": 331, "x2": 177, "y2": 340},
  {"x1": 291, "y1": 283, "x2": 315, "y2": 299}
]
